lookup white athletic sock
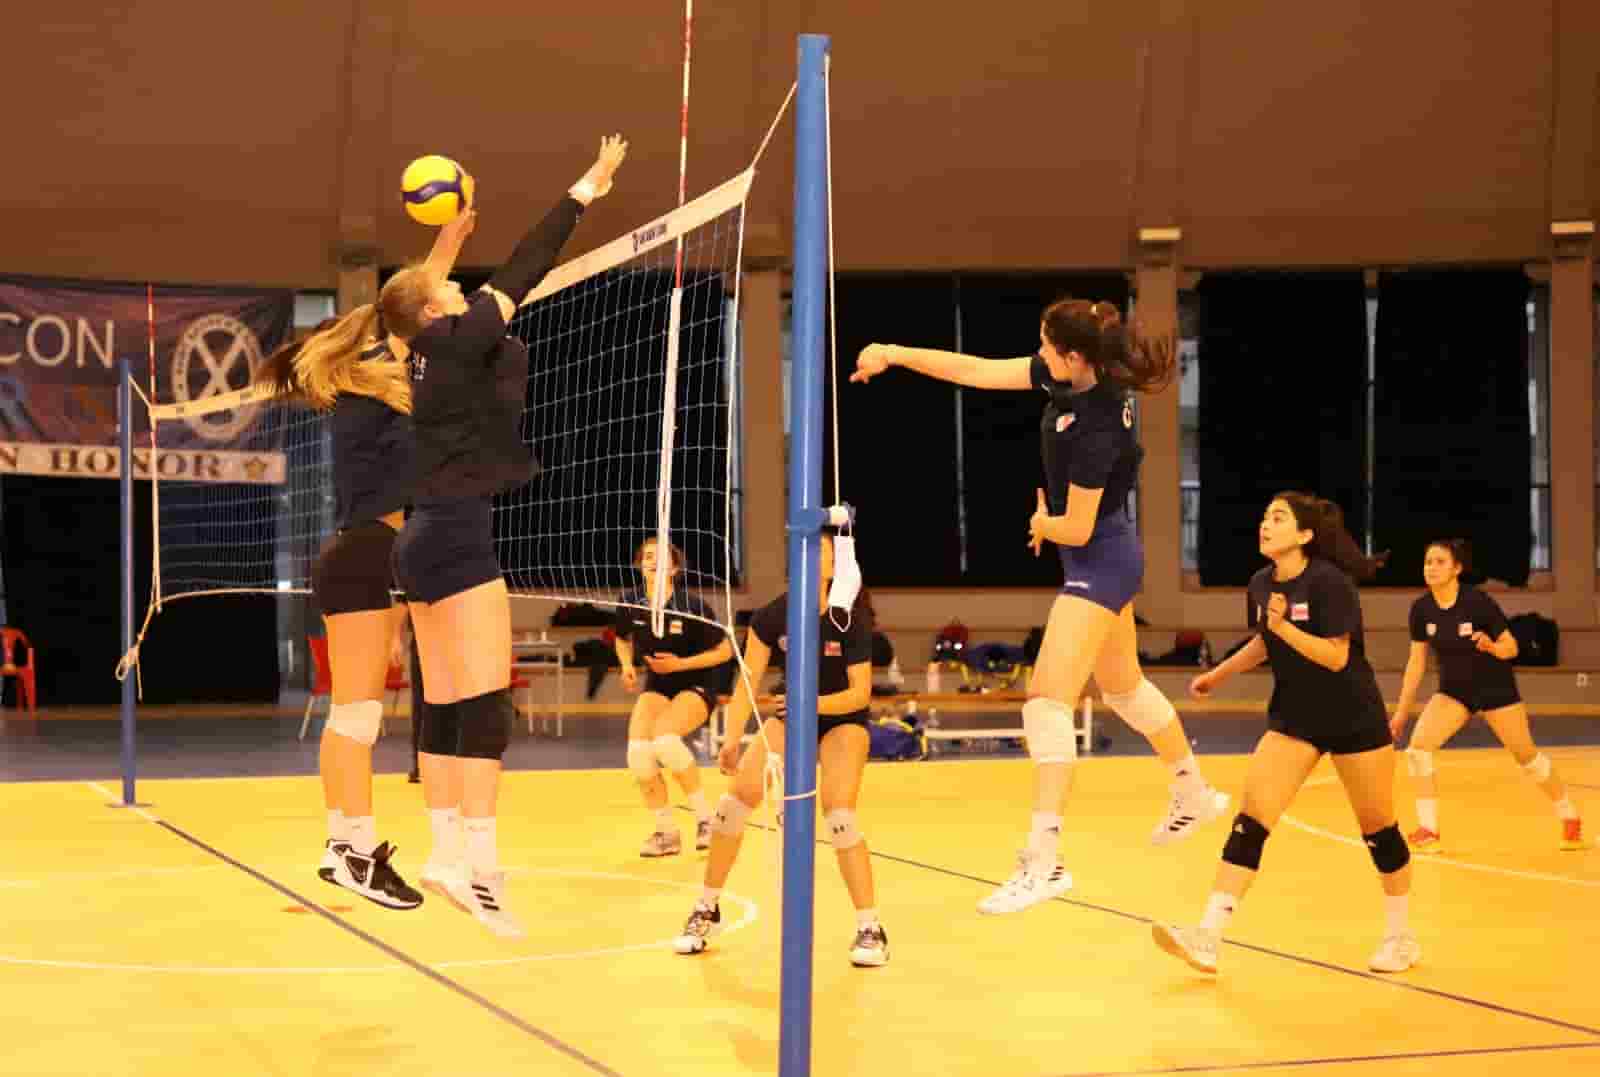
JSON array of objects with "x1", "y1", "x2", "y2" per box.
[
  {"x1": 855, "y1": 907, "x2": 880, "y2": 929},
  {"x1": 464, "y1": 817, "x2": 498, "y2": 878},
  {"x1": 1416, "y1": 798, "x2": 1439, "y2": 833},
  {"x1": 345, "y1": 815, "x2": 377, "y2": 857},
  {"x1": 327, "y1": 809, "x2": 347, "y2": 843},
  {"x1": 1199, "y1": 891, "x2": 1236, "y2": 935},
  {"x1": 1026, "y1": 812, "x2": 1063, "y2": 867},
  {"x1": 428, "y1": 807, "x2": 462, "y2": 865},
  {"x1": 655, "y1": 807, "x2": 677, "y2": 832},
  {"x1": 701, "y1": 886, "x2": 722, "y2": 908},
  {"x1": 686, "y1": 789, "x2": 710, "y2": 822},
  {"x1": 1554, "y1": 796, "x2": 1579, "y2": 820},
  {"x1": 1384, "y1": 893, "x2": 1410, "y2": 937},
  {"x1": 1169, "y1": 753, "x2": 1206, "y2": 797}
]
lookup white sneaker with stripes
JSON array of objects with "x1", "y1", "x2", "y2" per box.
[
  {"x1": 1151, "y1": 786, "x2": 1231, "y2": 846},
  {"x1": 976, "y1": 852, "x2": 1073, "y2": 914},
  {"x1": 464, "y1": 871, "x2": 525, "y2": 938}
]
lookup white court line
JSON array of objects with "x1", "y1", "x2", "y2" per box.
[
  {"x1": 3, "y1": 782, "x2": 761, "y2": 974},
  {"x1": 1282, "y1": 774, "x2": 1600, "y2": 890}
]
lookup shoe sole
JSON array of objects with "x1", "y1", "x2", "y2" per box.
[
  {"x1": 976, "y1": 877, "x2": 1073, "y2": 915},
  {"x1": 1369, "y1": 953, "x2": 1420, "y2": 974},
  {"x1": 326, "y1": 867, "x2": 422, "y2": 910},
  {"x1": 850, "y1": 949, "x2": 889, "y2": 968},
  {"x1": 1152, "y1": 923, "x2": 1216, "y2": 974},
  {"x1": 422, "y1": 877, "x2": 475, "y2": 914},
  {"x1": 640, "y1": 849, "x2": 681, "y2": 858}
]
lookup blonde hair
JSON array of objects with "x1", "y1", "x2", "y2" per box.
[{"x1": 254, "y1": 306, "x2": 411, "y2": 414}]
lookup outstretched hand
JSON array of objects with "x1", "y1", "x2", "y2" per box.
[
  {"x1": 585, "y1": 134, "x2": 629, "y2": 198},
  {"x1": 850, "y1": 344, "x2": 894, "y2": 384}
]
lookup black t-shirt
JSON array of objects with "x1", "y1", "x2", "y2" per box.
[
  {"x1": 408, "y1": 292, "x2": 539, "y2": 500},
  {"x1": 331, "y1": 341, "x2": 414, "y2": 530},
  {"x1": 1409, "y1": 585, "x2": 1515, "y2": 694},
  {"x1": 613, "y1": 589, "x2": 725, "y2": 663},
  {"x1": 749, "y1": 595, "x2": 874, "y2": 723},
  {"x1": 1030, "y1": 355, "x2": 1141, "y2": 522},
  {"x1": 1247, "y1": 558, "x2": 1386, "y2": 728}
]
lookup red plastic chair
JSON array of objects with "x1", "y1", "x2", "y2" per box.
[
  {"x1": 0, "y1": 627, "x2": 37, "y2": 712},
  {"x1": 298, "y1": 635, "x2": 332, "y2": 740},
  {"x1": 383, "y1": 661, "x2": 408, "y2": 720}
]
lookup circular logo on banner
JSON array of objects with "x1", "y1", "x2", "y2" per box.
[{"x1": 170, "y1": 314, "x2": 264, "y2": 441}]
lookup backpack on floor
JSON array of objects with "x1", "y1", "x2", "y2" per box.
[{"x1": 867, "y1": 715, "x2": 926, "y2": 761}]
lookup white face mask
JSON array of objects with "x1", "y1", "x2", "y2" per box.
[{"x1": 827, "y1": 534, "x2": 862, "y2": 613}]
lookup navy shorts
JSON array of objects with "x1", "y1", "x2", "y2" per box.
[
  {"x1": 1269, "y1": 717, "x2": 1393, "y2": 757},
  {"x1": 642, "y1": 673, "x2": 716, "y2": 712},
  {"x1": 313, "y1": 519, "x2": 399, "y2": 615},
  {"x1": 1437, "y1": 679, "x2": 1522, "y2": 716},
  {"x1": 1056, "y1": 513, "x2": 1143, "y2": 613},
  {"x1": 770, "y1": 714, "x2": 870, "y2": 742},
  {"x1": 392, "y1": 496, "x2": 502, "y2": 605}
]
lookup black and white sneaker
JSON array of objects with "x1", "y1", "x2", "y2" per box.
[
  {"x1": 673, "y1": 903, "x2": 722, "y2": 954},
  {"x1": 464, "y1": 871, "x2": 525, "y2": 938},
  {"x1": 318, "y1": 839, "x2": 351, "y2": 884},
  {"x1": 849, "y1": 923, "x2": 889, "y2": 967},
  {"x1": 331, "y1": 842, "x2": 423, "y2": 910}
]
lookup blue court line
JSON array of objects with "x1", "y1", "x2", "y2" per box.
[
  {"x1": 1048, "y1": 1039, "x2": 1600, "y2": 1076},
  {"x1": 708, "y1": 808, "x2": 1600, "y2": 1040},
  {"x1": 150, "y1": 817, "x2": 623, "y2": 1077}
]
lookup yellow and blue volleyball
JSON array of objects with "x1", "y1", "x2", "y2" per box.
[{"x1": 400, "y1": 155, "x2": 475, "y2": 226}]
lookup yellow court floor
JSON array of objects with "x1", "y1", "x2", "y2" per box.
[{"x1": 1, "y1": 747, "x2": 1597, "y2": 1077}]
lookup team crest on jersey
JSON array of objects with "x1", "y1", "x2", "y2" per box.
[
  {"x1": 1122, "y1": 400, "x2": 1134, "y2": 429},
  {"x1": 1056, "y1": 413, "x2": 1075, "y2": 432},
  {"x1": 777, "y1": 636, "x2": 787, "y2": 651},
  {"x1": 1458, "y1": 622, "x2": 1474, "y2": 637},
  {"x1": 669, "y1": 620, "x2": 683, "y2": 635},
  {"x1": 1426, "y1": 623, "x2": 1437, "y2": 637},
  {"x1": 825, "y1": 641, "x2": 842, "y2": 657},
  {"x1": 1290, "y1": 602, "x2": 1310, "y2": 622}
]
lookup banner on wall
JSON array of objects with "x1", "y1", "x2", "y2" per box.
[{"x1": 0, "y1": 275, "x2": 294, "y2": 483}]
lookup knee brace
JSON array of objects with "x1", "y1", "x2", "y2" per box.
[
  {"x1": 1364, "y1": 823, "x2": 1410, "y2": 874},
  {"x1": 454, "y1": 688, "x2": 513, "y2": 760},
  {"x1": 326, "y1": 700, "x2": 382, "y2": 746},
  {"x1": 1404, "y1": 747, "x2": 1435, "y2": 778},
  {"x1": 824, "y1": 808, "x2": 863, "y2": 850},
  {"x1": 711, "y1": 793, "x2": 753, "y2": 837},
  {"x1": 1520, "y1": 752, "x2": 1552, "y2": 782},
  {"x1": 1101, "y1": 678, "x2": 1177, "y2": 738},
  {"x1": 652, "y1": 733, "x2": 696, "y2": 774},
  {"x1": 417, "y1": 700, "x2": 461, "y2": 757},
  {"x1": 1221, "y1": 813, "x2": 1270, "y2": 871},
  {"x1": 1022, "y1": 697, "x2": 1078, "y2": 765},
  {"x1": 627, "y1": 739, "x2": 660, "y2": 781}
]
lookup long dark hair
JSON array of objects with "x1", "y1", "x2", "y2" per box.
[
  {"x1": 1276, "y1": 491, "x2": 1387, "y2": 582},
  {"x1": 1040, "y1": 297, "x2": 1175, "y2": 394}
]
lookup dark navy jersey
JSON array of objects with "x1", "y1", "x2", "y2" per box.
[
  {"x1": 749, "y1": 594, "x2": 874, "y2": 723},
  {"x1": 408, "y1": 291, "x2": 539, "y2": 500},
  {"x1": 1031, "y1": 354, "x2": 1141, "y2": 522},
  {"x1": 330, "y1": 341, "x2": 414, "y2": 530},
  {"x1": 613, "y1": 589, "x2": 724, "y2": 658},
  {"x1": 1248, "y1": 558, "x2": 1386, "y2": 729},
  {"x1": 1409, "y1": 585, "x2": 1516, "y2": 697}
]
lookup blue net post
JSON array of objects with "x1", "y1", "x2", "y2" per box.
[
  {"x1": 780, "y1": 31, "x2": 830, "y2": 1077},
  {"x1": 118, "y1": 357, "x2": 137, "y2": 805}
]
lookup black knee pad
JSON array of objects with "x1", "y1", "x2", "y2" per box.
[
  {"x1": 1364, "y1": 823, "x2": 1410, "y2": 875},
  {"x1": 455, "y1": 688, "x2": 514, "y2": 760},
  {"x1": 1221, "y1": 813, "x2": 1270, "y2": 871},
  {"x1": 417, "y1": 701, "x2": 461, "y2": 757}
]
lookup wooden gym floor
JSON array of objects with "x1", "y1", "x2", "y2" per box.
[{"x1": 1, "y1": 746, "x2": 1597, "y2": 1076}]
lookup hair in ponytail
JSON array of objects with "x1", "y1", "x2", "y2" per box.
[
  {"x1": 252, "y1": 306, "x2": 410, "y2": 415},
  {"x1": 1275, "y1": 491, "x2": 1387, "y2": 582},
  {"x1": 1040, "y1": 296, "x2": 1176, "y2": 394}
]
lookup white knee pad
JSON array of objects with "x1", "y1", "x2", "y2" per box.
[
  {"x1": 327, "y1": 700, "x2": 382, "y2": 746},
  {"x1": 1521, "y1": 752, "x2": 1552, "y2": 782},
  {"x1": 652, "y1": 733, "x2": 696, "y2": 773},
  {"x1": 626, "y1": 739, "x2": 661, "y2": 782},
  {"x1": 1404, "y1": 748, "x2": 1435, "y2": 778},
  {"x1": 1102, "y1": 678, "x2": 1176, "y2": 737},
  {"x1": 712, "y1": 794, "x2": 754, "y2": 836},
  {"x1": 824, "y1": 808, "x2": 863, "y2": 850},
  {"x1": 1022, "y1": 697, "x2": 1078, "y2": 765}
]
